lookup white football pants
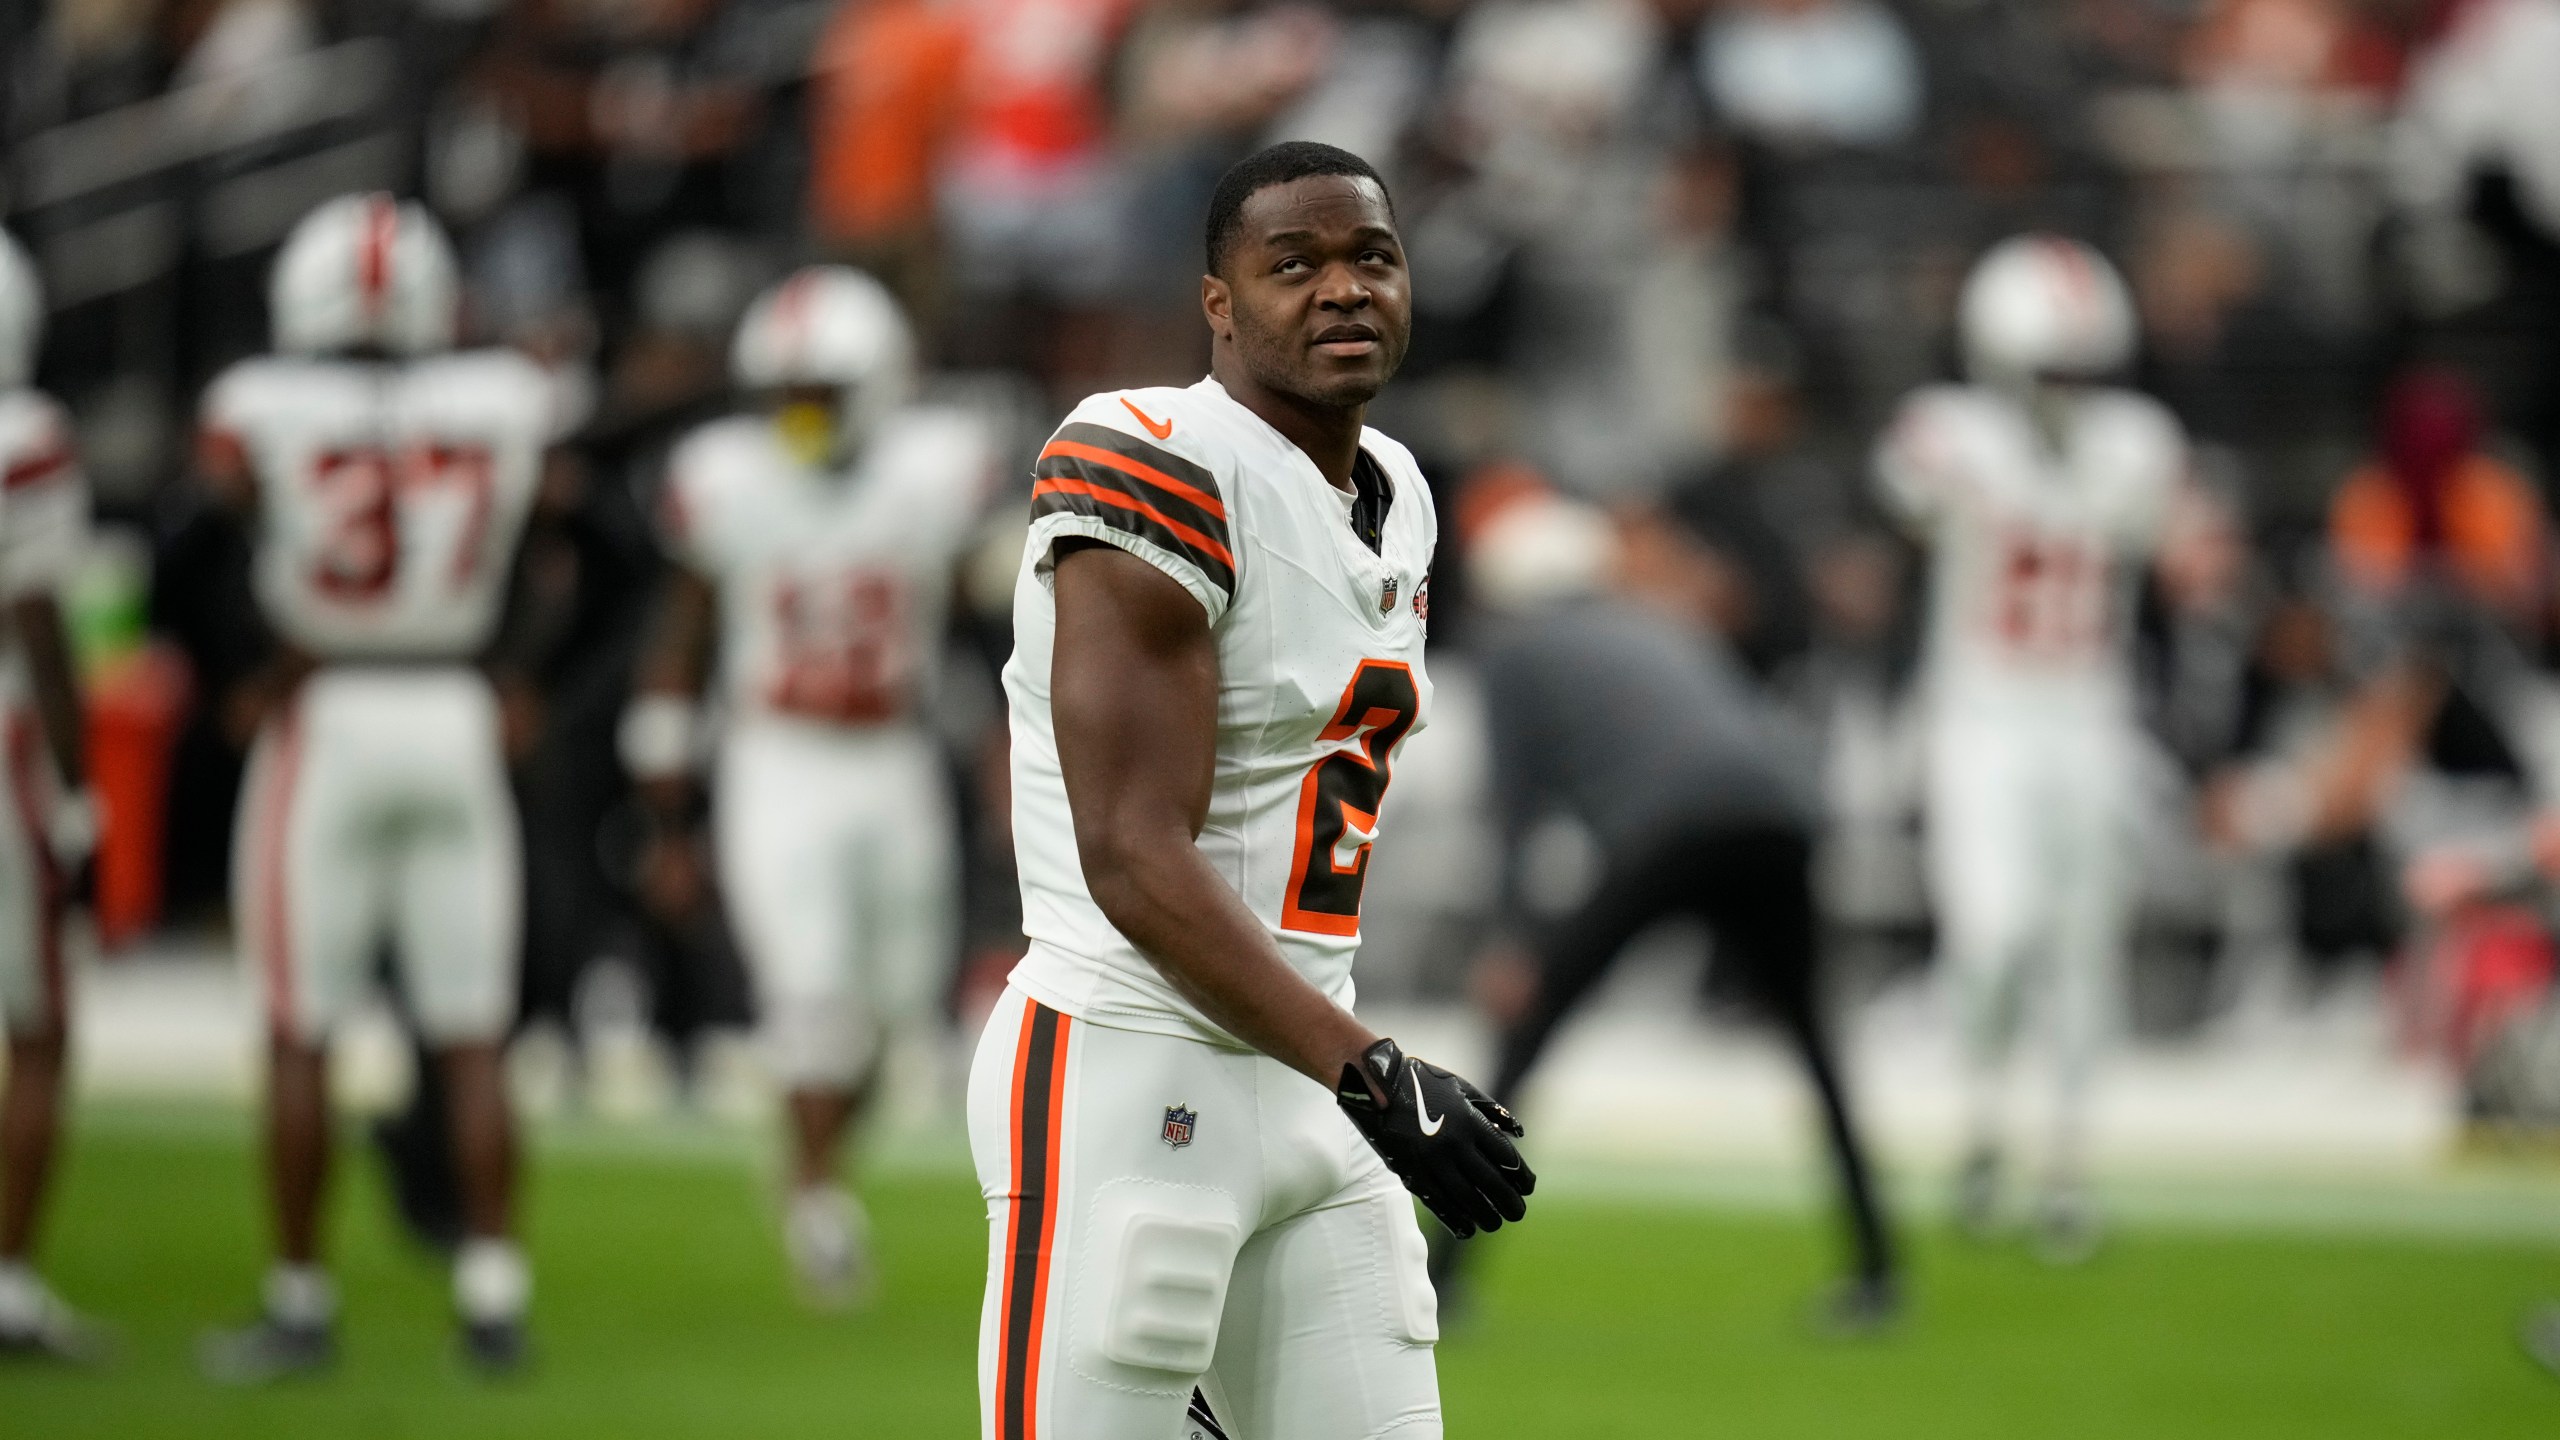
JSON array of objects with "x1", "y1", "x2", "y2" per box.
[
  {"x1": 233, "y1": 666, "x2": 520, "y2": 1045},
  {"x1": 713, "y1": 719, "x2": 955, "y2": 1088},
  {"x1": 1926, "y1": 708, "x2": 2134, "y2": 1169},
  {"x1": 968, "y1": 981, "x2": 1442, "y2": 1440}
]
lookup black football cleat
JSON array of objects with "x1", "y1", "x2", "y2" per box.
[
  {"x1": 2520, "y1": 1301, "x2": 2560, "y2": 1379},
  {"x1": 200, "y1": 1314, "x2": 336, "y2": 1385},
  {"x1": 1813, "y1": 1271, "x2": 1905, "y2": 1338},
  {"x1": 1954, "y1": 1147, "x2": 2002, "y2": 1241},
  {"x1": 460, "y1": 1317, "x2": 530, "y2": 1377},
  {"x1": 0, "y1": 1292, "x2": 112, "y2": 1367},
  {"x1": 2034, "y1": 1183, "x2": 2103, "y2": 1267}
]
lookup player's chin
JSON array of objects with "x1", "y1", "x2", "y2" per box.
[{"x1": 1291, "y1": 360, "x2": 1393, "y2": 410}]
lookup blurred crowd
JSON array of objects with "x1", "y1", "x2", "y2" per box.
[{"x1": 12, "y1": 0, "x2": 2560, "y2": 1111}]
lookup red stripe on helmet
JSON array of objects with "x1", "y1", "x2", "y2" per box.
[
  {"x1": 357, "y1": 195, "x2": 397, "y2": 317},
  {"x1": 774, "y1": 270, "x2": 820, "y2": 373}
]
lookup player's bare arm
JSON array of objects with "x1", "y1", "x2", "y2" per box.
[
  {"x1": 623, "y1": 563, "x2": 719, "y2": 922},
  {"x1": 192, "y1": 418, "x2": 314, "y2": 746},
  {"x1": 479, "y1": 451, "x2": 586, "y2": 763},
  {"x1": 1051, "y1": 537, "x2": 1380, "y2": 1086},
  {"x1": 9, "y1": 593, "x2": 81, "y2": 797},
  {"x1": 627, "y1": 566, "x2": 717, "y2": 805}
]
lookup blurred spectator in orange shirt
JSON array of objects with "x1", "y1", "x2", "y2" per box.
[
  {"x1": 936, "y1": 0, "x2": 1144, "y2": 367},
  {"x1": 808, "y1": 0, "x2": 970, "y2": 315},
  {"x1": 2329, "y1": 366, "x2": 2546, "y2": 626}
]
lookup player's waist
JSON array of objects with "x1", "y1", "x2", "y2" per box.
[
  {"x1": 1011, "y1": 907, "x2": 1358, "y2": 1033},
  {"x1": 1924, "y1": 658, "x2": 2134, "y2": 700},
  {"x1": 723, "y1": 710, "x2": 937, "y2": 760},
  {"x1": 290, "y1": 662, "x2": 498, "y2": 715},
  {"x1": 300, "y1": 651, "x2": 494, "y2": 673}
]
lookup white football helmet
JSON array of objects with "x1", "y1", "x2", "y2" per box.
[
  {"x1": 731, "y1": 266, "x2": 915, "y2": 460},
  {"x1": 1469, "y1": 492, "x2": 1617, "y2": 612},
  {"x1": 1958, "y1": 234, "x2": 2136, "y2": 385},
  {"x1": 269, "y1": 193, "x2": 460, "y2": 357},
  {"x1": 0, "y1": 229, "x2": 42, "y2": 390}
]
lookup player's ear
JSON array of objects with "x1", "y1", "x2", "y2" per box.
[{"x1": 1201, "y1": 273, "x2": 1234, "y2": 342}]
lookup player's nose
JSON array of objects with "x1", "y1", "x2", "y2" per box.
[{"x1": 1313, "y1": 262, "x2": 1372, "y2": 310}]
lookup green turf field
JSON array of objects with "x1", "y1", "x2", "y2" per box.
[{"x1": 3, "y1": 1108, "x2": 2557, "y2": 1438}]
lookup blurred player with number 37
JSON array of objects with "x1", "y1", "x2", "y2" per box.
[
  {"x1": 194, "y1": 195, "x2": 557, "y2": 1378},
  {"x1": 1875, "y1": 235, "x2": 2189, "y2": 1262},
  {"x1": 624, "y1": 267, "x2": 993, "y2": 1307}
]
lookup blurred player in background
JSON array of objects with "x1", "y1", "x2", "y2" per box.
[
  {"x1": 193, "y1": 195, "x2": 554, "y2": 1378},
  {"x1": 1458, "y1": 485, "x2": 1899, "y2": 1328},
  {"x1": 1875, "y1": 235, "x2": 2188, "y2": 1261},
  {"x1": 976, "y1": 141, "x2": 1531, "y2": 1440},
  {"x1": 0, "y1": 230, "x2": 105, "y2": 1362},
  {"x1": 625, "y1": 266, "x2": 991, "y2": 1307}
]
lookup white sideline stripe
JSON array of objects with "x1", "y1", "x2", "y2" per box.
[
  {"x1": 56, "y1": 949, "x2": 2560, "y2": 1242},
  {"x1": 70, "y1": 1103, "x2": 2560, "y2": 1246}
]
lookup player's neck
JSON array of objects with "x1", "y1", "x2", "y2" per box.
[{"x1": 1211, "y1": 358, "x2": 1365, "y2": 493}]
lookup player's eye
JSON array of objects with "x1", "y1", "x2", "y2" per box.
[
  {"x1": 1360, "y1": 249, "x2": 1396, "y2": 267},
  {"x1": 1275, "y1": 257, "x2": 1310, "y2": 275}
]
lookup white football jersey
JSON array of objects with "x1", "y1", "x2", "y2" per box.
[
  {"x1": 0, "y1": 389, "x2": 89, "y2": 608},
  {"x1": 202, "y1": 352, "x2": 553, "y2": 660},
  {"x1": 1004, "y1": 378, "x2": 1438, "y2": 1045},
  {"x1": 661, "y1": 406, "x2": 994, "y2": 730},
  {"x1": 1876, "y1": 384, "x2": 2185, "y2": 715}
]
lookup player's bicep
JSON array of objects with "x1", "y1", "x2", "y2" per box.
[
  {"x1": 1050, "y1": 538, "x2": 1219, "y2": 858},
  {"x1": 1873, "y1": 406, "x2": 1958, "y2": 538},
  {"x1": 635, "y1": 565, "x2": 720, "y2": 697}
]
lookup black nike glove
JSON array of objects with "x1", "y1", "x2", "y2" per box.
[{"x1": 1336, "y1": 1038, "x2": 1535, "y2": 1238}]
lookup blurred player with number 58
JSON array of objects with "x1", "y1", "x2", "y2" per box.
[
  {"x1": 624, "y1": 267, "x2": 992, "y2": 1307},
  {"x1": 1875, "y1": 235, "x2": 2190, "y2": 1262}
]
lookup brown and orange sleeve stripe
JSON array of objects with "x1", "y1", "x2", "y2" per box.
[
  {"x1": 1030, "y1": 423, "x2": 1235, "y2": 598},
  {"x1": 994, "y1": 1000, "x2": 1073, "y2": 1440}
]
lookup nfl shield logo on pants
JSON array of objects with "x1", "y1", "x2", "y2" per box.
[{"x1": 1162, "y1": 1104, "x2": 1197, "y2": 1149}]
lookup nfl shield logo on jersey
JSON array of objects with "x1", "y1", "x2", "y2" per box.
[
  {"x1": 1378, "y1": 576, "x2": 1399, "y2": 614},
  {"x1": 1161, "y1": 1104, "x2": 1198, "y2": 1149}
]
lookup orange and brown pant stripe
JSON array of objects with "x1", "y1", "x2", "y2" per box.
[{"x1": 994, "y1": 1001, "x2": 1073, "y2": 1440}]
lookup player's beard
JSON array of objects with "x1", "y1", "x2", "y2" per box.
[{"x1": 1232, "y1": 310, "x2": 1407, "y2": 412}]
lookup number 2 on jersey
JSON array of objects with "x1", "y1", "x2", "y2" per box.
[{"x1": 1281, "y1": 659, "x2": 1420, "y2": 937}]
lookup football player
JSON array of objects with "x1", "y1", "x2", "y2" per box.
[
  {"x1": 1874, "y1": 235, "x2": 2188, "y2": 1261},
  {"x1": 973, "y1": 140, "x2": 1532, "y2": 1440},
  {"x1": 623, "y1": 265, "x2": 992, "y2": 1306},
  {"x1": 195, "y1": 195, "x2": 552, "y2": 1378},
  {"x1": 0, "y1": 230, "x2": 106, "y2": 1362}
]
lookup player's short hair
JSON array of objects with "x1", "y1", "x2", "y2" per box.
[{"x1": 1204, "y1": 141, "x2": 1394, "y2": 279}]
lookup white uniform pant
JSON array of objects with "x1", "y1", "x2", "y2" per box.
[
  {"x1": 1926, "y1": 709, "x2": 2133, "y2": 1121},
  {"x1": 233, "y1": 667, "x2": 520, "y2": 1045},
  {"x1": 713, "y1": 720, "x2": 954, "y2": 1088},
  {"x1": 0, "y1": 706, "x2": 66, "y2": 1039},
  {"x1": 968, "y1": 982, "x2": 1442, "y2": 1440}
]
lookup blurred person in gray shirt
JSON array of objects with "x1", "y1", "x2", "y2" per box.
[{"x1": 1452, "y1": 478, "x2": 1897, "y2": 1328}]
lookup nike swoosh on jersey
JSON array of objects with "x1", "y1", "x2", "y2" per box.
[
  {"x1": 1032, "y1": 422, "x2": 1235, "y2": 595},
  {"x1": 1122, "y1": 397, "x2": 1174, "y2": 439}
]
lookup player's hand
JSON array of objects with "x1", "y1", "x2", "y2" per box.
[
  {"x1": 46, "y1": 788, "x2": 98, "y2": 914},
  {"x1": 636, "y1": 827, "x2": 711, "y2": 926},
  {"x1": 1336, "y1": 1038, "x2": 1534, "y2": 1238}
]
